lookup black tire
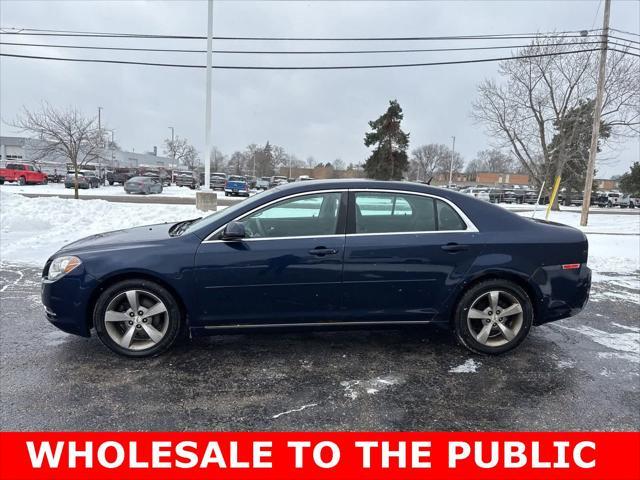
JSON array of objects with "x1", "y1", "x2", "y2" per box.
[
  {"x1": 109, "y1": 181, "x2": 114, "y2": 186},
  {"x1": 43, "y1": 178, "x2": 48, "y2": 185},
  {"x1": 453, "y1": 279, "x2": 533, "y2": 355},
  {"x1": 18, "y1": 176, "x2": 26, "y2": 186},
  {"x1": 93, "y1": 279, "x2": 182, "y2": 358}
]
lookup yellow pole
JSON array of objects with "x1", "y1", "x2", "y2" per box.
[{"x1": 545, "y1": 176, "x2": 562, "y2": 220}]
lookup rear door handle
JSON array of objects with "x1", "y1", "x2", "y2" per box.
[
  {"x1": 309, "y1": 247, "x2": 338, "y2": 256},
  {"x1": 441, "y1": 243, "x2": 470, "y2": 252}
]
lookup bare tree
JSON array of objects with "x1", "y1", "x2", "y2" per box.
[
  {"x1": 210, "y1": 147, "x2": 226, "y2": 172},
  {"x1": 472, "y1": 35, "x2": 639, "y2": 208},
  {"x1": 410, "y1": 143, "x2": 463, "y2": 181},
  {"x1": 163, "y1": 136, "x2": 200, "y2": 170},
  {"x1": 467, "y1": 149, "x2": 516, "y2": 175},
  {"x1": 13, "y1": 103, "x2": 102, "y2": 199}
]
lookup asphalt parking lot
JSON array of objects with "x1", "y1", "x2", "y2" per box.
[{"x1": 1, "y1": 263, "x2": 638, "y2": 431}]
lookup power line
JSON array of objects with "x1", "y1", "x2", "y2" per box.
[
  {"x1": 5, "y1": 39, "x2": 639, "y2": 54},
  {"x1": 2, "y1": 47, "x2": 621, "y2": 70},
  {"x1": 610, "y1": 27, "x2": 640, "y2": 37},
  {"x1": 608, "y1": 34, "x2": 640, "y2": 45},
  {"x1": 0, "y1": 27, "x2": 603, "y2": 42}
]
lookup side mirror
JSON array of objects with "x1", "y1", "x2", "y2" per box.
[{"x1": 222, "y1": 221, "x2": 246, "y2": 241}]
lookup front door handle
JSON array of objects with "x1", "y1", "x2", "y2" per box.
[
  {"x1": 441, "y1": 243, "x2": 470, "y2": 253},
  {"x1": 309, "y1": 247, "x2": 338, "y2": 256}
]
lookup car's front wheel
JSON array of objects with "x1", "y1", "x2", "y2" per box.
[
  {"x1": 454, "y1": 279, "x2": 533, "y2": 355},
  {"x1": 93, "y1": 280, "x2": 181, "y2": 357}
]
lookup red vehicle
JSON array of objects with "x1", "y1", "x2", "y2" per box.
[{"x1": 0, "y1": 163, "x2": 48, "y2": 185}]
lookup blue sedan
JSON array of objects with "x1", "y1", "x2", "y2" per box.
[{"x1": 41, "y1": 180, "x2": 591, "y2": 357}]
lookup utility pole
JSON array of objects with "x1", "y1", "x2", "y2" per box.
[
  {"x1": 168, "y1": 126, "x2": 175, "y2": 170},
  {"x1": 97, "y1": 106, "x2": 103, "y2": 183},
  {"x1": 448, "y1": 136, "x2": 456, "y2": 187},
  {"x1": 203, "y1": 0, "x2": 213, "y2": 190},
  {"x1": 580, "y1": 0, "x2": 611, "y2": 226}
]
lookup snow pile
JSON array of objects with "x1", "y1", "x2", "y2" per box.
[{"x1": 0, "y1": 191, "x2": 210, "y2": 265}]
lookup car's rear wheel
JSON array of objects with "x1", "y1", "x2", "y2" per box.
[
  {"x1": 93, "y1": 280, "x2": 181, "y2": 357},
  {"x1": 18, "y1": 176, "x2": 26, "y2": 186},
  {"x1": 454, "y1": 279, "x2": 533, "y2": 355}
]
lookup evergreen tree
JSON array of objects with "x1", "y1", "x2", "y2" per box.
[
  {"x1": 363, "y1": 100, "x2": 410, "y2": 180},
  {"x1": 547, "y1": 99, "x2": 611, "y2": 194},
  {"x1": 619, "y1": 162, "x2": 640, "y2": 196}
]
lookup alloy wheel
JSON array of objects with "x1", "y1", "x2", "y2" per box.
[
  {"x1": 466, "y1": 290, "x2": 524, "y2": 347},
  {"x1": 103, "y1": 289, "x2": 169, "y2": 351}
]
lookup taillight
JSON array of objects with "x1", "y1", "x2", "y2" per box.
[{"x1": 562, "y1": 264, "x2": 581, "y2": 270}]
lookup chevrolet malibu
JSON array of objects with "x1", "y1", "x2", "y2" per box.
[{"x1": 41, "y1": 180, "x2": 591, "y2": 357}]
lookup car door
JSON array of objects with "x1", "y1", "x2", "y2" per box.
[
  {"x1": 193, "y1": 191, "x2": 347, "y2": 327},
  {"x1": 341, "y1": 190, "x2": 484, "y2": 322}
]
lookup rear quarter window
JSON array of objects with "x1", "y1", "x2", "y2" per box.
[{"x1": 436, "y1": 199, "x2": 467, "y2": 231}]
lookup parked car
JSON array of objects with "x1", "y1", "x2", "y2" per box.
[
  {"x1": 107, "y1": 168, "x2": 137, "y2": 186},
  {"x1": 210, "y1": 172, "x2": 227, "y2": 190},
  {"x1": 269, "y1": 175, "x2": 289, "y2": 188},
  {"x1": 619, "y1": 194, "x2": 638, "y2": 209},
  {"x1": 64, "y1": 172, "x2": 100, "y2": 189},
  {"x1": 296, "y1": 175, "x2": 314, "y2": 181},
  {"x1": 124, "y1": 176, "x2": 164, "y2": 195},
  {"x1": 561, "y1": 191, "x2": 584, "y2": 207},
  {"x1": 224, "y1": 175, "x2": 250, "y2": 197},
  {"x1": 41, "y1": 179, "x2": 591, "y2": 358},
  {"x1": 595, "y1": 191, "x2": 621, "y2": 208},
  {"x1": 460, "y1": 187, "x2": 490, "y2": 202},
  {"x1": 256, "y1": 176, "x2": 271, "y2": 190},
  {"x1": 0, "y1": 163, "x2": 48, "y2": 185},
  {"x1": 174, "y1": 170, "x2": 199, "y2": 189},
  {"x1": 244, "y1": 175, "x2": 257, "y2": 189},
  {"x1": 487, "y1": 188, "x2": 517, "y2": 204}
]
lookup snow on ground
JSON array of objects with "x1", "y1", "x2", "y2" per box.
[
  {"x1": 0, "y1": 182, "x2": 257, "y2": 199},
  {"x1": 521, "y1": 209, "x2": 640, "y2": 234},
  {"x1": 0, "y1": 190, "x2": 221, "y2": 265}
]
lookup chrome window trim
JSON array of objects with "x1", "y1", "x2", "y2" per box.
[
  {"x1": 201, "y1": 187, "x2": 478, "y2": 244},
  {"x1": 202, "y1": 189, "x2": 347, "y2": 243},
  {"x1": 351, "y1": 188, "x2": 479, "y2": 234}
]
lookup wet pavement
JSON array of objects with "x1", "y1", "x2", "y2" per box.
[{"x1": 1, "y1": 263, "x2": 638, "y2": 431}]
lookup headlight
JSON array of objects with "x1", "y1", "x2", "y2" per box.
[{"x1": 48, "y1": 256, "x2": 82, "y2": 280}]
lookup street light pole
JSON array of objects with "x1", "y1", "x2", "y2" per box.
[
  {"x1": 580, "y1": 0, "x2": 611, "y2": 227},
  {"x1": 203, "y1": 0, "x2": 213, "y2": 190},
  {"x1": 97, "y1": 106, "x2": 103, "y2": 183},
  {"x1": 168, "y1": 126, "x2": 175, "y2": 170},
  {"x1": 448, "y1": 136, "x2": 456, "y2": 187}
]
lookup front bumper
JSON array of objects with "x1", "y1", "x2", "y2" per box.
[{"x1": 41, "y1": 269, "x2": 98, "y2": 337}]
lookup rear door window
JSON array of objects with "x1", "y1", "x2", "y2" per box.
[{"x1": 353, "y1": 192, "x2": 467, "y2": 233}]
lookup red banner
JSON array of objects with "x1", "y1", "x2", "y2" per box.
[{"x1": 1, "y1": 432, "x2": 638, "y2": 480}]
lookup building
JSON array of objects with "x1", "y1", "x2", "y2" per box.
[
  {"x1": 595, "y1": 178, "x2": 620, "y2": 191},
  {"x1": 474, "y1": 172, "x2": 530, "y2": 186},
  {"x1": 0, "y1": 136, "x2": 173, "y2": 173}
]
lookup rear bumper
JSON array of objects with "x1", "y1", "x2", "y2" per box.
[{"x1": 531, "y1": 264, "x2": 592, "y2": 325}]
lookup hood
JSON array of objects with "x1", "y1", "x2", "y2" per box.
[{"x1": 58, "y1": 223, "x2": 174, "y2": 254}]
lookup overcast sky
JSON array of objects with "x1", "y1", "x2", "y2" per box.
[{"x1": 1, "y1": 0, "x2": 638, "y2": 177}]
